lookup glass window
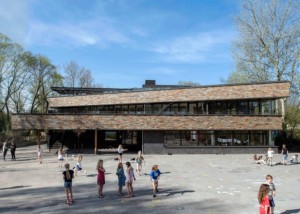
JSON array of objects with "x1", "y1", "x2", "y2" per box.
[
  {"x1": 188, "y1": 102, "x2": 197, "y2": 115},
  {"x1": 171, "y1": 103, "x2": 179, "y2": 114},
  {"x1": 227, "y1": 101, "x2": 237, "y2": 115},
  {"x1": 115, "y1": 105, "x2": 121, "y2": 113},
  {"x1": 215, "y1": 131, "x2": 233, "y2": 146},
  {"x1": 164, "y1": 131, "x2": 181, "y2": 147},
  {"x1": 145, "y1": 104, "x2": 151, "y2": 114},
  {"x1": 237, "y1": 101, "x2": 249, "y2": 115},
  {"x1": 122, "y1": 105, "x2": 128, "y2": 113},
  {"x1": 153, "y1": 104, "x2": 162, "y2": 114},
  {"x1": 105, "y1": 131, "x2": 116, "y2": 141},
  {"x1": 249, "y1": 101, "x2": 260, "y2": 114},
  {"x1": 136, "y1": 105, "x2": 143, "y2": 114},
  {"x1": 179, "y1": 103, "x2": 188, "y2": 114},
  {"x1": 232, "y1": 131, "x2": 249, "y2": 146},
  {"x1": 129, "y1": 105, "x2": 136, "y2": 113}
]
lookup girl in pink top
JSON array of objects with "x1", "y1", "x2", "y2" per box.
[{"x1": 97, "y1": 159, "x2": 105, "y2": 198}]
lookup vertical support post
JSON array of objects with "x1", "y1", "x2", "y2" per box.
[
  {"x1": 142, "y1": 130, "x2": 144, "y2": 154},
  {"x1": 269, "y1": 130, "x2": 273, "y2": 146},
  {"x1": 94, "y1": 129, "x2": 98, "y2": 155}
]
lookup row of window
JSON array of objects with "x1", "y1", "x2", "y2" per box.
[
  {"x1": 51, "y1": 99, "x2": 278, "y2": 116},
  {"x1": 164, "y1": 130, "x2": 272, "y2": 147}
]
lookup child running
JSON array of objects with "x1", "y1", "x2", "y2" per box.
[
  {"x1": 116, "y1": 162, "x2": 126, "y2": 195},
  {"x1": 37, "y1": 145, "x2": 43, "y2": 164},
  {"x1": 265, "y1": 175, "x2": 276, "y2": 214},
  {"x1": 258, "y1": 183, "x2": 270, "y2": 214},
  {"x1": 63, "y1": 163, "x2": 74, "y2": 205},
  {"x1": 135, "y1": 150, "x2": 145, "y2": 176},
  {"x1": 149, "y1": 165, "x2": 161, "y2": 198},
  {"x1": 97, "y1": 159, "x2": 105, "y2": 198},
  {"x1": 74, "y1": 154, "x2": 86, "y2": 176}
]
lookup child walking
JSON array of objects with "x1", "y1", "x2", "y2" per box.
[
  {"x1": 97, "y1": 159, "x2": 105, "y2": 198},
  {"x1": 265, "y1": 175, "x2": 276, "y2": 214},
  {"x1": 63, "y1": 163, "x2": 74, "y2": 205},
  {"x1": 149, "y1": 165, "x2": 161, "y2": 198},
  {"x1": 135, "y1": 150, "x2": 145, "y2": 176},
  {"x1": 258, "y1": 183, "x2": 270, "y2": 214},
  {"x1": 281, "y1": 144, "x2": 288, "y2": 165},
  {"x1": 2, "y1": 141, "x2": 8, "y2": 161},
  {"x1": 10, "y1": 140, "x2": 17, "y2": 161},
  {"x1": 116, "y1": 162, "x2": 126, "y2": 195}
]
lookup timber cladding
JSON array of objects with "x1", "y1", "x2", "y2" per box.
[
  {"x1": 48, "y1": 82, "x2": 290, "y2": 107},
  {"x1": 11, "y1": 114, "x2": 282, "y2": 130}
]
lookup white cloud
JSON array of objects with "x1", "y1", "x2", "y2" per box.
[
  {"x1": 25, "y1": 19, "x2": 131, "y2": 48},
  {"x1": 0, "y1": 0, "x2": 29, "y2": 44},
  {"x1": 152, "y1": 30, "x2": 235, "y2": 64}
]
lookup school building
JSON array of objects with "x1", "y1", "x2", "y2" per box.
[{"x1": 11, "y1": 80, "x2": 290, "y2": 154}]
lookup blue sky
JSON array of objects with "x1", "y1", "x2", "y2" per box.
[{"x1": 0, "y1": 0, "x2": 241, "y2": 88}]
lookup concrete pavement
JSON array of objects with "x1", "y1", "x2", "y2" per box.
[{"x1": 1, "y1": 144, "x2": 300, "y2": 214}]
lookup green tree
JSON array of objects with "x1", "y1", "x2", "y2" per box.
[
  {"x1": 0, "y1": 33, "x2": 30, "y2": 130},
  {"x1": 25, "y1": 53, "x2": 63, "y2": 113},
  {"x1": 285, "y1": 97, "x2": 300, "y2": 141}
]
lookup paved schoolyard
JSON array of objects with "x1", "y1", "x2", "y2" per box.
[{"x1": 0, "y1": 145, "x2": 300, "y2": 214}]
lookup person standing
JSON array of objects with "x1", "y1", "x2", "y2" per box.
[
  {"x1": 62, "y1": 163, "x2": 74, "y2": 205},
  {"x1": 258, "y1": 184, "x2": 270, "y2": 214},
  {"x1": 10, "y1": 140, "x2": 17, "y2": 161},
  {"x1": 58, "y1": 147, "x2": 64, "y2": 167},
  {"x1": 2, "y1": 141, "x2": 8, "y2": 161},
  {"x1": 281, "y1": 144, "x2": 288, "y2": 165},
  {"x1": 117, "y1": 144, "x2": 123, "y2": 163},
  {"x1": 125, "y1": 162, "x2": 135, "y2": 198},
  {"x1": 97, "y1": 159, "x2": 105, "y2": 198},
  {"x1": 265, "y1": 175, "x2": 276, "y2": 214},
  {"x1": 149, "y1": 165, "x2": 161, "y2": 198},
  {"x1": 116, "y1": 162, "x2": 126, "y2": 195},
  {"x1": 267, "y1": 147, "x2": 274, "y2": 166},
  {"x1": 37, "y1": 145, "x2": 43, "y2": 164}
]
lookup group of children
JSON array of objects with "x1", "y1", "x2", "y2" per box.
[
  {"x1": 253, "y1": 145, "x2": 298, "y2": 166},
  {"x1": 258, "y1": 175, "x2": 276, "y2": 214},
  {"x1": 62, "y1": 148, "x2": 161, "y2": 205}
]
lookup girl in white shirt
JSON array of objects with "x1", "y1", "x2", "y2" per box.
[{"x1": 267, "y1": 147, "x2": 274, "y2": 166}]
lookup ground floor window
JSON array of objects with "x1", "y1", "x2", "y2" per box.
[
  {"x1": 164, "y1": 130, "x2": 270, "y2": 147},
  {"x1": 123, "y1": 131, "x2": 138, "y2": 145}
]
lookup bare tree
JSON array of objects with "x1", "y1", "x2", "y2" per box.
[
  {"x1": 178, "y1": 81, "x2": 201, "y2": 87},
  {"x1": 230, "y1": 0, "x2": 300, "y2": 93},
  {"x1": 63, "y1": 61, "x2": 80, "y2": 87},
  {"x1": 63, "y1": 61, "x2": 95, "y2": 88},
  {"x1": 79, "y1": 68, "x2": 94, "y2": 87}
]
